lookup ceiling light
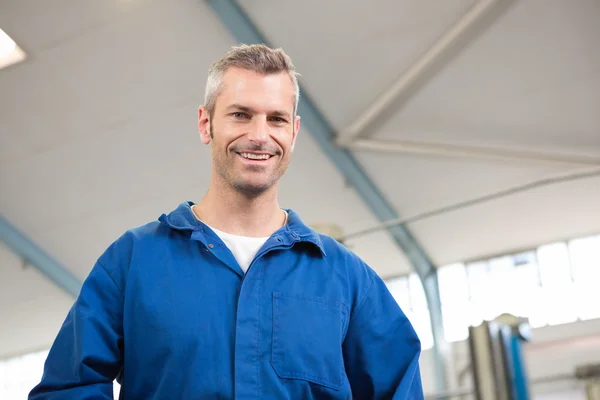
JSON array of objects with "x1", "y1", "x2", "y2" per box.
[{"x1": 0, "y1": 28, "x2": 26, "y2": 70}]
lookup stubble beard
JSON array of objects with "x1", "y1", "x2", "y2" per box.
[{"x1": 211, "y1": 125, "x2": 284, "y2": 198}]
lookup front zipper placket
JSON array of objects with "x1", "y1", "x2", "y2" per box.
[{"x1": 233, "y1": 237, "x2": 294, "y2": 399}]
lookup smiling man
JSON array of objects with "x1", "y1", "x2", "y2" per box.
[{"x1": 30, "y1": 45, "x2": 424, "y2": 399}]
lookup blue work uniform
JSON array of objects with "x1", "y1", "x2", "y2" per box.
[{"x1": 30, "y1": 201, "x2": 423, "y2": 399}]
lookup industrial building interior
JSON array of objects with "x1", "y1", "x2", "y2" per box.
[{"x1": 1, "y1": 0, "x2": 599, "y2": 398}]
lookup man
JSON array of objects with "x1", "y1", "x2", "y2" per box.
[{"x1": 30, "y1": 44, "x2": 423, "y2": 399}]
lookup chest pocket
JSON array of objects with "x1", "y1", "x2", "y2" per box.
[{"x1": 271, "y1": 292, "x2": 348, "y2": 390}]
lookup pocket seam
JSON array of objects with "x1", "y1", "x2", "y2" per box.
[{"x1": 271, "y1": 292, "x2": 346, "y2": 390}]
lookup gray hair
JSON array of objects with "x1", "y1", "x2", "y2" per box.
[{"x1": 204, "y1": 44, "x2": 300, "y2": 117}]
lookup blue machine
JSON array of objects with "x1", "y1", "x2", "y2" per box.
[{"x1": 468, "y1": 314, "x2": 531, "y2": 400}]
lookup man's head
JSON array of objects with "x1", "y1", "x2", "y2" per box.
[{"x1": 198, "y1": 44, "x2": 301, "y2": 197}]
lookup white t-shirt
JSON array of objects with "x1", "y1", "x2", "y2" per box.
[
  {"x1": 205, "y1": 224, "x2": 269, "y2": 273},
  {"x1": 192, "y1": 206, "x2": 287, "y2": 273}
]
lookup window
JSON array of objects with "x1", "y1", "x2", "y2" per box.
[
  {"x1": 538, "y1": 242, "x2": 573, "y2": 287},
  {"x1": 406, "y1": 307, "x2": 434, "y2": 350},
  {"x1": 438, "y1": 263, "x2": 469, "y2": 306},
  {"x1": 407, "y1": 274, "x2": 434, "y2": 349},
  {"x1": 438, "y1": 263, "x2": 469, "y2": 342},
  {"x1": 386, "y1": 276, "x2": 410, "y2": 312},
  {"x1": 441, "y1": 304, "x2": 469, "y2": 342},
  {"x1": 466, "y1": 261, "x2": 500, "y2": 322},
  {"x1": 0, "y1": 350, "x2": 121, "y2": 398},
  {"x1": 386, "y1": 274, "x2": 434, "y2": 350},
  {"x1": 511, "y1": 251, "x2": 546, "y2": 328},
  {"x1": 0, "y1": 349, "x2": 48, "y2": 399},
  {"x1": 537, "y1": 242, "x2": 578, "y2": 325},
  {"x1": 570, "y1": 235, "x2": 600, "y2": 284},
  {"x1": 385, "y1": 232, "x2": 600, "y2": 347},
  {"x1": 408, "y1": 273, "x2": 428, "y2": 311},
  {"x1": 570, "y1": 235, "x2": 600, "y2": 321}
]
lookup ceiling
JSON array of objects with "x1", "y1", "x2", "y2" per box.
[{"x1": 1, "y1": 0, "x2": 598, "y2": 358}]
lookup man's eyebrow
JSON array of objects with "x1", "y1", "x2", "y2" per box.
[
  {"x1": 225, "y1": 104, "x2": 254, "y2": 113},
  {"x1": 269, "y1": 110, "x2": 291, "y2": 120}
]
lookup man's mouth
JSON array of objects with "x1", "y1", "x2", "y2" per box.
[{"x1": 237, "y1": 152, "x2": 274, "y2": 161}]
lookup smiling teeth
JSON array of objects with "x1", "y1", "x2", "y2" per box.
[{"x1": 241, "y1": 153, "x2": 270, "y2": 160}]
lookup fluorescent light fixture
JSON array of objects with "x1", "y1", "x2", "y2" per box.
[{"x1": 0, "y1": 28, "x2": 26, "y2": 70}]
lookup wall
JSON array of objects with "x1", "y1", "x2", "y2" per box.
[{"x1": 420, "y1": 319, "x2": 600, "y2": 399}]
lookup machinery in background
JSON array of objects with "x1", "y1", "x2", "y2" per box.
[
  {"x1": 468, "y1": 314, "x2": 531, "y2": 400},
  {"x1": 576, "y1": 363, "x2": 600, "y2": 400},
  {"x1": 428, "y1": 315, "x2": 600, "y2": 400}
]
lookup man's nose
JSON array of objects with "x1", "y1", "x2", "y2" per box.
[{"x1": 246, "y1": 117, "x2": 269, "y2": 144}]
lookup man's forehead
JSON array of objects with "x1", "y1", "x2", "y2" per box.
[
  {"x1": 221, "y1": 68, "x2": 293, "y2": 92},
  {"x1": 217, "y1": 69, "x2": 295, "y2": 112}
]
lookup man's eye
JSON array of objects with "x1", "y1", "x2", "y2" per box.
[
  {"x1": 270, "y1": 117, "x2": 285, "y2": 123},
  {"x1": 233, "y1": 112, "x2": 248, "y2": 119}
]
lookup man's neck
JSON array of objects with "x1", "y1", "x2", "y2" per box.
[{"x1": 193, "y1": 183, "x2": 285, "y2": 238}]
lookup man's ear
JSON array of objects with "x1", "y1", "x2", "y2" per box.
[
  {"x1": 290, "y1": 115, "x2": 301, "y2": 152},
  {"x1": 198, "y1": 106, "x2": 211, "y2": 144}
]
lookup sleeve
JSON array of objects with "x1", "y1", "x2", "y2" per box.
[
  {"x1": 28, "y1": 260, "x2": 124, "y2": 399},
  {"x1": 342, "y1": 274, "x2": 424, "y2": 400}
]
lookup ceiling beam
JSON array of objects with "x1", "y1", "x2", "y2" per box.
[
  {"x1": 205, "y1": 0, "x2": 448, "y2": 391},
  {"x1": 337, "y1": 0, "x2": 512, "y2": 144},
  {"x1": 346, "y1": 137, "x2": 600, "y2": 168},
  {"x1": 1, "y1": 216, "x2": 81, "y2": 298}
]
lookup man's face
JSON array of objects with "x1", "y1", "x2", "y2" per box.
[{"x1": 198, "y1": 67, "x2": 300, "y2": 197}]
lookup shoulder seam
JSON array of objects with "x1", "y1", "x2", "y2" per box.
[
  {"x1": 96, "y1": 259, "x2": 125, "y2": 298},
  {"x1": 350, "y1": 271, "x2": 377, "y2": 319}
]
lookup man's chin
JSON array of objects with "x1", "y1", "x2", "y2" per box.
[{"x1": 231, "y1": 180, "x2": 273, "y2": 197}]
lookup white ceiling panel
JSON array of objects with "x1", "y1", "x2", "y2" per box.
[
  {"x1": 0, "y1": 0, "x2": 145, "y2": 54},
  {"x1": 406, "y1": 173, "x2": 600, "y2": 265},
  {"x1": 353, "y1": 151, "x2": 576, "y2": 218},
  {"x1": 373, "y1": 0, "x2": 600, "y2": 150},
  {"x1": 0, "y1": 102, "x2": 205, "y2": 234},
  {"x1": 0, "y1": 0, "x2": 233, "y2": 166},
  {"x1": 350, "y1": 150, "x2": 600, "y2": 266}
]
